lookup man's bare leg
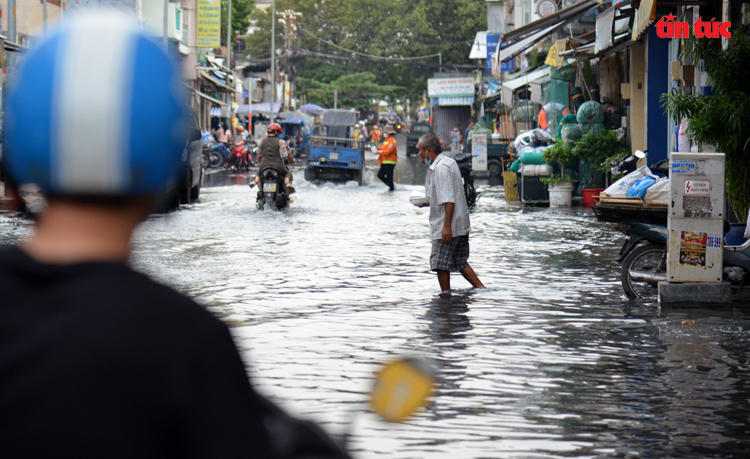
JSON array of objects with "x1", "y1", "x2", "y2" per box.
[
  {"x1": 460, "y1": 266, "x2": 485, "y2": 288},
  {"x1": 437, "y1": 270, "x2": 451, "y2": 291}
]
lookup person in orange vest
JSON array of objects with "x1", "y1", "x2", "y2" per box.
[
  {"x1": 376, "y1": 125, "x2": 397, "y2": 191},
  {"x1": 370, "y1": 125, "x2": 383, "y2": 143}
]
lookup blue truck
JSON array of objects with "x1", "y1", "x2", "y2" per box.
[{"x1": 304, "y1": 109, "x2": 365, "y2": 185}]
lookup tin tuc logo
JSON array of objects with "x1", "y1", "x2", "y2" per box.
[{"x1": 655, "y1": 14, "x2": 731, "y2": 38}]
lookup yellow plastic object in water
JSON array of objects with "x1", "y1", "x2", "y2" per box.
[
  {"x1": 370, "y1": 358, "x2": 435, "y2": 423},
  {"x1": 503, "y1": 171, "x2": 519, "y2": 201}
]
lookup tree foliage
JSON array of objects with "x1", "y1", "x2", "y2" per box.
[
  {"x1": 221, "y1": 0, "x2": 255, "y2": 46},
  {"x1": 662, "y1": 30, "x2": 750, "y2": 220},
  {"x1": 299, "y1": 72, "x2": 401, "y2": 112},
  {"x1": 241, "y1": 0, "x2": 486, "y2": 104}
]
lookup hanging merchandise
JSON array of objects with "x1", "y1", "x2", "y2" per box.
[
  {"x1": 576, "y1": 101, "x2": 604, "y2": 134},
  {"x1": 571, "y1": 87, "x2": 584, "y2": 112}
]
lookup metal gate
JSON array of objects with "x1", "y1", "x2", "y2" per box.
[{"x1": 435, "y1": 106, "x2": 472, "y2": 148}]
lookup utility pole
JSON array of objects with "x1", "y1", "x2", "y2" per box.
[
  {"x1": 276, "y1": 9, "x2": 302, "y2": 112},
  {"x1": 226, "y1": 0, "x2": 232, "y2": 69},
  {"x1": 271, "y1": 0, "x2": 276, "y2": 123},
  {"x1": 8, "y1": 0, "x2": 15, "y2": 43}
]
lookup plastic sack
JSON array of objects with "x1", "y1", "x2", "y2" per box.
[
  {"x1": 602, "y1": 166, "x2": 657, "y2": 197},
  {"x1": 644, "y1": 177, "x2": 670, "y2": 203},
  {"x1": 561, "y1": 124, "x2": 582, "y2": 144},
  {"x1": 513, "y1": 129, "x2": 555, "y2": 153},
  {"x1": 518, "y1": 151, "x2": 546, "y2": 165},
  {"x1": 627, "y1": 177, "x2": 657, "y2": 199},
  {"x1": 579, "y1": 122, "x2": 605, "y2": 135},
  {"x1": 510, "y1": 159, "x2": 521, "y2": 173},
  {"x1": 576, "y1": 101, "x2": 604, "y2": 125},
  {"x1": 521, "y1": 164, "x2": 552, "y2": 176}
]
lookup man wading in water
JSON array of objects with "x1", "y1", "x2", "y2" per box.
[{"x1": 417, "y1": 134, "x2": 484, "y2": 291}]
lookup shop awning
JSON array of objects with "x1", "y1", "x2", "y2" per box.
[
  {"x1": 192, "y1": 87, "x2": 226, "y2": 106},
  {"x1": 501, "y1": 67, "x2": 550, "y2": 109},
  {"x1": 236, "y1": 104, "x2": 251, "y2": 116},
  {"x1": 250, "y1": 102, "x2": 282, "y2": 117},
  {"x1": 492, "y1": 0, "x2": 602, "y2": 76},
  {"x1": 501, "y1": 0, "x2": 599, "y2": 43},
  {"x1": 631, "y1": 0, "x2": 657, "y2": 41},
  {"x1": 210, "y1": 106, "x2": 222, "y2": 117},
  {"x1": 198, "y1": 68, "x2": 239, "y2": 93},
  {"x1": 469, "y1": 31, "x2": 487, "y2": 60}
]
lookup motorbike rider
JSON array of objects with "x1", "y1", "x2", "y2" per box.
[
  {"x1": 0, "y1": 11, "x2": 346, "y2": 458},
  {"x1": 254, "y1": 123, "x2": 294, "y2": 193}
]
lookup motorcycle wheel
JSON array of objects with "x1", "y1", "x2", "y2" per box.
[
  {"x1": 201, "y1": 152, "x2": 210, "y2": 170},
  {"x1": 465, "y1": 183, "x2": 477, "y2": 207},
  {"x1": 621, "y1": 243, "x2": 667, "y2": 300},
  {"x1": 209, "y1": 151, "x2": 223, "y2": 168}
]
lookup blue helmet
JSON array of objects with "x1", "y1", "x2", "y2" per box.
[{"x1": 3, "y1": 11, "x2": 188, "y2": 197}]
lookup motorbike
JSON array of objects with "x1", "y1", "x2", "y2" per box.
[
  {"x1": 253, "y1": 167, "x2": 290, "y2": 210},
  {"x1": 202, "y1": 142, "x2": 230, "y2": 169},
  {"x1": 231, "y1": 139, "x2": 251, "y2": 172},
  {"x1": 453, "y1": 152, "x2": 478, "y2": 207},
  {"x1": 617, "y1": 219, "x2": 750, "y2": 300}
]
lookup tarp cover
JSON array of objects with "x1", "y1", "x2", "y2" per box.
[{"x1": 322, "y1": 109, "x2": 357, "y2": 126}]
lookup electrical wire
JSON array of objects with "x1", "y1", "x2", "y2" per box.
[{"x1": 299, "y1": 27, "x2": 441, "y2": 61}]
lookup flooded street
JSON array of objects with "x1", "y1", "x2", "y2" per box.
[{"x1": 3, "y1": 137, "x2": 750, "y2": 457}]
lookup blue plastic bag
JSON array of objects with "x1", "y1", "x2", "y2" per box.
[{"x1": 627, "y1": 177, "x2": 656, "y2": 199}]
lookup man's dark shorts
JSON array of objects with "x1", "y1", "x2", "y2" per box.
[{"x1": 430, "y1": 235, "x2": 470, "y2": 272}]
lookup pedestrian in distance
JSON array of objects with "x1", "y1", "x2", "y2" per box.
[
  {"x1": 0, "y1": 12, "x2": 347, "y2": 459},
  {"x1": 370, "y1": 124, "x2": 383, "y2": 144},
  {"x1": 416, "y1": 108, "x2": 427, "y2": 123},
  {"x1": 463, "y1": 118, "x2": 475, "y2": 154},
  {"x1": 376, "y1": 125, "x2": 398, "y2": 191},
  {"x1": 450, "y1": 127, "x2": 461, "y2": 155},
  {"x1": 417, "y1": 134, "x2": 484, "y2": 292}
]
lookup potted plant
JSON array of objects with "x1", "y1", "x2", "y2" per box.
[
  {"x1": 572, "y1": 129, "x2": 629, "y2": 206},
  {"x1": 542, "y1": 141, "x2": 576, "y2": 208}
]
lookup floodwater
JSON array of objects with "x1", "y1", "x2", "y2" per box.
[{"x1": 3, "y1": 136, "x2": 750, "y2": 458}]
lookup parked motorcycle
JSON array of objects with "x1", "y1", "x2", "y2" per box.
[
  {"x1": 202, "y1": 142, "x2": 230, "y2": 169},
  {"x1": 253, "y1": 167, "x2": 290, "y2": 210},
  {"x1": 617, "y1": 218, "x2": 750, "y2": 300},
  {"x1": 453, "y1": 152, "x2": 478, "y2": 207}
]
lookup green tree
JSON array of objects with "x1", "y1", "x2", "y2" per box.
[
  {"x1": 662, "y1": 30, "x2": 750, "y2": 220},
  {"x1": 221, "y1": 0, "x2": 255, "y2": 46},
  {"x1": 241, "y1": 0, "x2": 486, "y2": 101},
  {"x1": 300, "y1": 72, "x2": 401, "y2": 112}
]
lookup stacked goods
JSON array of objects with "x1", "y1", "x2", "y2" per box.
[{"x1": 576, "y1": 101, "x2": 605, "y2": 135}]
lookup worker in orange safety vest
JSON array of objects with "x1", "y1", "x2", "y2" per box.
[{"x1": 376, "y1": 125, "x2": 397, "y2": 191}]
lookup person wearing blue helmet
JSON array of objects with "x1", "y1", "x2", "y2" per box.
[{"x1": 0, "y1": 11, "x2": 348, "y2": 459}]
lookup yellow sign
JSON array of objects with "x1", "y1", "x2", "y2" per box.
[
  {"x1": 370, "y1": 358, "x2": 435, "y2": 423},
  {"x1": 544, "y1": 39, "x2": 568, "y2": 67},
  {"x1": 197, "y1": 0, "x2": 221, "y2": 48}
]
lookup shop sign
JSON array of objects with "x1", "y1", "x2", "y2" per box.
[
  {"x1": 486, "y1": 35, "x2": 501, "y2": 73},
  {"x1": 427, "y1": 78, "x2": 474, "y2": 98},
  {"x1": 197, "y1": 0, "x2": 221, "y2": 48},
  {"x1": 536, "y1": 0, "x2": 557, "y2": 17}
]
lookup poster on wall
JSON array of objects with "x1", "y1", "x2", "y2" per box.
[
  {"x1": 197, "y1": 0, "x2": 221, "y2": 48},
  {"x1": 679, "y1": 231, "x2": 707, "y2": 267}
]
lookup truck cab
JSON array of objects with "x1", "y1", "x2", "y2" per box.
[{"x1": 304, "y1": 109, "x2": 365, "y2": 185}]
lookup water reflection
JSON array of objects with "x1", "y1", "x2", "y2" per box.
[{"x1": 4, "y1": 138, "x2": 750, "y2": 457}]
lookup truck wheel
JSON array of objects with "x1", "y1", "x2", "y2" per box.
[
  {"x1": 488, "y1": 159, "x2": 502, "y2": 177},
  {"x1": 179, "y1": 170, "x2": 192, "y2": 204},
  {"x1": 190, "y1": 167, "x2": 202, "y2": 202},
  {"x1": 354, "y1": 170, "x2": 363, "y2": 186},
  {"x1": 304, "y1": 167, "x2": 315, "y2": 182}
]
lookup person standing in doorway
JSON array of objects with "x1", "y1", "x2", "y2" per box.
[
  {"x1": 376, "y1": 125, "x2": 397, "y2": 191},
  {"x1": 417, "y1": 133, "x2": 484, "y2": 291},
  {"x1": 463, "y1": 118, "x2": 475, "y2": 154}
]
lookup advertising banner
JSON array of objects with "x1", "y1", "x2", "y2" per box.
[
  {"x1": 427, "y1": 78, "x2": 474, "y2": 98},
  {"x1": 486, "y1": 34, "x2": 501, "y2": 73},
  {"x1": 197, "y1": 0, "x2": 221, "y2": 48}
]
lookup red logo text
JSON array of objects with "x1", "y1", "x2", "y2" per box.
[{"x1": 655, "y1": 14, "x2": 731, "y2": 39}]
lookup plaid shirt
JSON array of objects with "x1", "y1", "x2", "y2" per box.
[{"x1": 425, "y1": 154, "x2": 470, "y2": 240}]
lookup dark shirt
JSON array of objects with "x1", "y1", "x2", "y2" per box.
[
  {"x1": 463, "y1": 126, "x2": 473, "y2": 153},
  {"x1": 258, "y1": 136, "x2": 291, "y2": 179},
  {"x1": 0, "y1": 247, "x2": 344, "y2": 458}
]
